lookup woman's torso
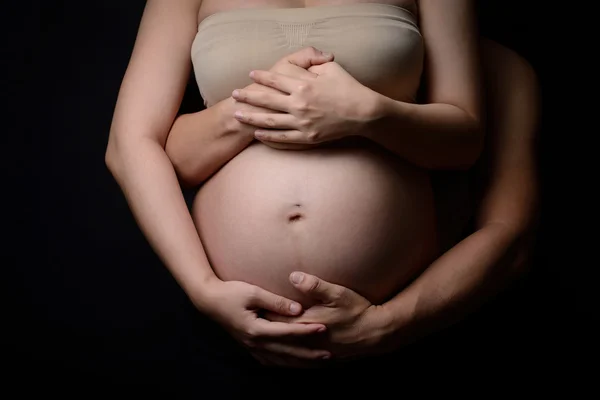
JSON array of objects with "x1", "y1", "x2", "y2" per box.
[
  {"x1": 190, "y1": 0, "x2": 445, "y2": 306},
  {"x1": 193, "y1": 0, "x2": 422, "y2": 107}
]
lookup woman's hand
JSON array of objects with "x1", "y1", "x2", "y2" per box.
[
  {"x1": 263, "y1": 272, "x2": 397, "y2": 362},
  {"x1": 194, "y1": 279, "x2": 332, "y2": 364},
  {"x1": 229, "y1": 47, "x2": 336, "y2": 152},
  {"x1": 231, "y1": 61, "x2": 381, "y2": 146}
]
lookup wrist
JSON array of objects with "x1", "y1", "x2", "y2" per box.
[
  {"x1": 185, "y1": 274, "x2": 224, "y2": 314},
  {"x1": 359, "y1": 92, "x2": 393, "y2": 139},
  {"x1": 216, "y1": 97, "x2": 254, "y2": 140},
  {"x1": 377, "y1": 296, "x2": 419, "y2": 349}
]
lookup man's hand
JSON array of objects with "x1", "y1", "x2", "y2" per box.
[{"x1": 263, "y1": 272, "x2": 398, "y2": 362}]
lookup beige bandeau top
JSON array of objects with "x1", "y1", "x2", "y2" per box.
[{"x1": 191, "y1": 3, "x2": 423, "y2": 108}]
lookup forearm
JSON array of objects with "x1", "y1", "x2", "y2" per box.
[
  {"x1": 165, "y1": 96, "x2": 257, "y2": 188},
  {"x1": 362, "y1": 96, "x2": 483, "y2": 170},
  {"x1": 373, "y1": 40, "x2": 540, "y2": 351},
  {"x1": 105, "y1": 138, "x2": 218, "y2": 306},
  {"x1": 382, "y1": 222, "x2": 528, "y2": 347}
]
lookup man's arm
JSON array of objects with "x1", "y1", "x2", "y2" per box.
[
  {"x1": 255, "y1": 41, "x2": 538, "y2": 363},
  {"x1": 165, "y1": 48, "x2": 334, "y2": 187},
  {"x1": 380, "y1": 40, "x2": 539, "y2": 344}
]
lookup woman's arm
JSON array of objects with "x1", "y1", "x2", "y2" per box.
[
  {"x1": 362, "y1": 0, "x2": 483, "y2": 170},
  {"x1": 106, "y1": 7, "x2": 333, "y2": 360},
  {"x1": 231, "y1": 0, "x2": 482, "y2": 169},
  {"x1": 381, "y1": 40, "x2": 539, "y2": 344},
  {"x1": 105, "y1": 0, "x2": 219, "y2": 296}
]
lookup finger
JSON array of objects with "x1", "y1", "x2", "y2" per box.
[
  {"x1": 272, "y1": 62, "x2": 318, "y2": 80},
  {"x1": 249, "y1": 70, "x2": 305, "y2": 95},
  {"x1": 254, "y1": 130, "x2": 308, "y2": 144},
  {"x1": 248, "y1": 286, "x2": 303, "y2": 316},
  {"x1": 232, "y1": 89, "x2": 290, "y2": 112},
  {"x1": 262, "y1": 311, "x2": 296, "y2": 323},
  {"x1": 284, "y1": 46, "x2": 334, "y2": 69},
  {"x1": 308, "y1": 63, "x2": 328, "y2": 75},
  {"x1": 308, "y1": 61, "x2": 340, "y2": 75},
  {"x1": 259, "y1": 341, "x2": 331, "y2": 360},
  {"x1": 258, "y1": 140, "x2": 320, "y2": 151},
  {"x1": 234, "y1": 111, "x2": 298, "y2": 130},
  {"x1": 262, "y1": 309, "x2": 325, "y2": 324},
  {"x1": 290, "y1": 272, "x2": 347, "y2": 305},
  {"x1": 251, "y1": 318, "x2": 326, "y2": 338}
]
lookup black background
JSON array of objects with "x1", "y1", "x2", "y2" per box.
[{"x1": 6, "y1": 0, "x2": 596, "y2": 390}]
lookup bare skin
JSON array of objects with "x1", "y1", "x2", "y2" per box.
[
  {"x1": 167, "y1": 0, "x2": 481, "y2": 304},
  {"x1": 169, "y1": 0, "x2": 482, "y2": 182},
  {"x1": 166, "y1": 2, "x2": 481, "y2": 315},
  {"x1": 261, "y1": 40, "x2": 539, "y2": 366},
  {"x1": 229, "y1": 0, "x2": 483, "y2": 169},
  {"x1": 107, "y1": 1, "x2": 333, "y2": 361},
  {"x1": 105, "y1": 0, "x2": 534, "y2": 367}
]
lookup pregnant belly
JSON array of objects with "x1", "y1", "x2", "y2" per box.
[{"x1": 192, "y1": 140, "x2": 437, "y2": 306}]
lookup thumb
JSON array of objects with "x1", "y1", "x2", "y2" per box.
[
  {"x1": 312, "y1": 51, "x2": 334, "y2": 65},
  {"x1": 248, "y1": 286, "x2": 303, "y2": 316},
  {"x1": 289, "y1": 272, "x2": 345, "y2": 305}
]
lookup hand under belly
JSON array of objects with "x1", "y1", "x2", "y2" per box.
[{"x1": 192, "y1": 141, "x2": 437, "y2": 306}]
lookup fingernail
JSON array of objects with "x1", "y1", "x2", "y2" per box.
[
  {"x1": 234, "y1": 111, "x2": 244, "y2": 119},
  {"x1": 290, "y1": 302, "x2": 301, "y2": 313},
  {"x1": 232, "y1": 90, "x2": 239, "y2": 98},
  {"x1": 290, "y1": 272, "x2": 304, "y2": 284},
  {"x1": 322, "y1": 354, "x2": 331, "y2": 360},
  {"x1": 317, "y1": 326, "x2": 326, "y2": 333},
  {"x1": 322, "y1": 52, "x2": 332, "y2": 58},
  {"x1": 249, "y1": 71, "x2": 255, "y2": 78}
]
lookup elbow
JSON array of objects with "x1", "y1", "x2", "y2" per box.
[
  {"x1": 453, "y1": 140, "x2": 484, "y2": 171},
  {"x1": 174, "y1": 166, "x2": 204, "y2": 190},
  {"x1": 481, "y1": 200, "x2": 539, "y2": 240},
  {"x1": 105, "y1": 136, "x2": 122, "y2": 180},
  {"x1": 494, "y1": 218, "x2": 535, "y2": 241},
  {"x1": 177, "y1": 164, "x2": 209, "y2": 189},
  {"x1": 484, "y1": 214, "x2": 538, "y2": 281},
  {"x1": 505, "y1": 221, "x2": 537, "y2": 282},
  {"x1": 104, "y1": 132, "x2": 145, "y2": 183}
]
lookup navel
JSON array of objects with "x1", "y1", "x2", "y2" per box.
[{"x1": 288, "y1": 213, "x2": 304, "y2": 223}]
